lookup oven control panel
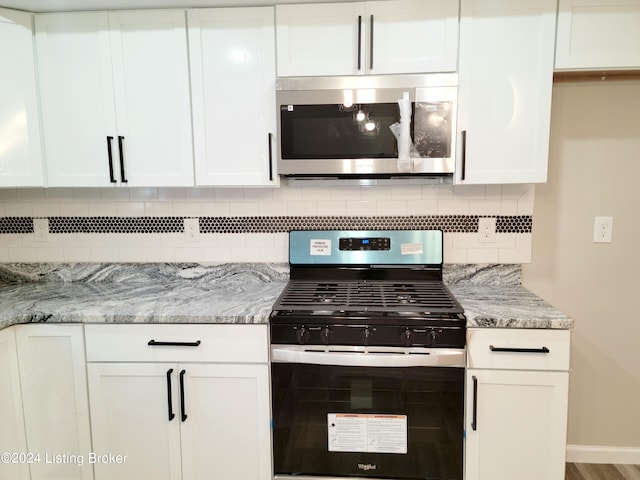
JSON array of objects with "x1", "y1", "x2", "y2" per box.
[{"x1": 339, "y1": 237, "x2": 390, "y2": 251}]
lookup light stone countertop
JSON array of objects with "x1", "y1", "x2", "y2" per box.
[{"x1": 0, "y1": 263, "x2": 573, "y2": 331}]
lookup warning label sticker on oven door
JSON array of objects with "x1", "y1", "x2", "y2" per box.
[
  {"x1": 310, "y1": 239, "x2": 332, "y2": 255},
  {"x1": 327, "y1": 414, "x2": 407, "y2": 454}
]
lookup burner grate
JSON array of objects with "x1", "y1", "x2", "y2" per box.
[{"x1": 273, "y1": 280, "x2": 462, "y2": 314}]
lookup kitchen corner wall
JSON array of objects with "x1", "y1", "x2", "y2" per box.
[{"x1": 0, "y1": 183, "x2": 534, "y2": 263}]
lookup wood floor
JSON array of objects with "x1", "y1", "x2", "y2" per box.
[{"x1": 566, "y1": 464, "x2": 640, "y2": 480}]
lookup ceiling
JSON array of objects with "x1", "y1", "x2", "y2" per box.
[{"x1": 0, "y1": 0, "x2": 355, "y2": 12}]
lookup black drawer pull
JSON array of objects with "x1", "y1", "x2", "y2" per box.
[
  {"x1": 148, "y1": 340, "x2": 201, "y2": 347},
  {"x1": 489, "y1": 345, "x2": 550, "y2": 354}
]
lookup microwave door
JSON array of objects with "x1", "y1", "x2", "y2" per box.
[{"x1": 278, "y1": 103, "x2": 406, "y2": 176}]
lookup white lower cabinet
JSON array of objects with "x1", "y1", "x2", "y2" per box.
[
  {"x1": 15, "y1": 324, "x2": 94, "y2": 480},
  {"x1": 0, "y1": 327, "x2": 30, "y2": 480},
  {"x1": 465, "y1": 328, "x2": 570, "y2": 480},
  {"x1": 85, "y1": 324, "x2": 271, "y2": 480}
]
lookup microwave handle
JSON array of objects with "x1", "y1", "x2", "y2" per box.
[
  {"x1": 357, "y1": 16, "x2": 362, "y2": 71},
  {"x1": 369, "y1": 15, "x2": 374, "y2": 70}
]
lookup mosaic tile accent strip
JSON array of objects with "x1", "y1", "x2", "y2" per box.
[
  {"x1": 0, "y1": 215, "x2": 532, "y2": 234},
  {"x1": 0, "y1": 215, "x2": 532, "y2": 235},
  {"x1": 48, "y1": 217, "x2": 184, "y2": 234},
  {"x1": 0, "y1": 217, "x2": 34, "y2": 234},
  {"x1": 198, "y1": 215, "x2": 532, "y2": 234}
]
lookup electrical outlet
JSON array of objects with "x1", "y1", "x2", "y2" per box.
[
  {"x1": 33, "y1": 218, "x2": 49, "y2": 242},
  {"x1": 184, "y1": 218, "x2": 200, "y2": 242},
  {"x1": 478, "y1": 217, "x2": 496, "y2": 243},
  {"x1": 593, "y1": 216, "x2": 613, "y2": 243}
]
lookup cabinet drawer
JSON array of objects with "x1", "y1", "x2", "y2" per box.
[
  {"x1": 85, "y1": 324, "x2": 268, "y2": 363},
  {"x1": 467, "y1": 328, "x2": 570, "y2": 371}
]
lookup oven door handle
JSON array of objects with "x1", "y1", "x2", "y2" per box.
[{"x1": 270, "y1": 346, "x2": 465, "y2": 368}]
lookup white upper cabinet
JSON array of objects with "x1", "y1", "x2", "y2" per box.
[
  {"x1": 275, "y1": 0, "x2": 458, "y2": 77},
  {"x1": 0, "y1": 9, "x2": 44, "y2": 187},
  {"x1": 456, "y1": 0, "x2": 556, "y2": 184},
  {"x1": 36, "y1": 10, "x2": 194, "y2": 187},
  {"x1": 188, "y1": 7, "x2": 277, "y2": 186},
  {"x1": 555, "y1": 0, "x2": 640, "y2": 70}
]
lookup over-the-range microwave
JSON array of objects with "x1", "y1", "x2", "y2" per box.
[{"x1": 276, "y1": 73, "x2": 457, "y2": 180}]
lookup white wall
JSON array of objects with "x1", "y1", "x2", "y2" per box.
[{"x1": 523, "y1": 79, "x2": 640, "y2": 452}]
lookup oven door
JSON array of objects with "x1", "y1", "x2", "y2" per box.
[{"x1": 271, "y1": 346, "x2": 465, "y2": 480}]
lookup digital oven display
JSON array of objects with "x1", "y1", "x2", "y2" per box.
[{"x1": 338, "y1": 237, "x2": 391, "y2": 251}]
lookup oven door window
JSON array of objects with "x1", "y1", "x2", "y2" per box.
[
  {"x1": 271, "y1": 363, "x2": 463, "y2": 480},
  {"x1": 279, "y1": 103, "x2": 402, "y2": 160}
]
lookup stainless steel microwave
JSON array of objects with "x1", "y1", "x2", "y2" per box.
[{"x1": 276, "y1": 74, "x2": 457, "y2": 179}]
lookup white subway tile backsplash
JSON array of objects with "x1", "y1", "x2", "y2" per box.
[
  {"x1": 346, "y1": 201, "x2": 378, "y2": 216},
  {"x1": 116, "y1": 201, "x2": 146, "y2": 217},
  {"x1": 406, "y1": 200, "x2": 438, "y2": 215},
  {"x1": 172, "y1": 202, "x2": 202, "y2": 217},
  {"x1": 0, "y1": 185, "x2": 534, "y2": 264},
  {"x1": 158, "y1": 188, "x2": 187, "y2": 202},
  {"x1": 287, "y1": 201, "x2": 318, "y2": 216},
  {"x1": 469, "y1": 200, "x2": 503, "y2": 215},
  {"x1": 214, "y1": 188, "x2": 245, "y2": 201}
]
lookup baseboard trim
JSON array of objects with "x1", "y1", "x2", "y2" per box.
[{"x1": 566, "y1": 444, "x2": 640, "y2": 464}]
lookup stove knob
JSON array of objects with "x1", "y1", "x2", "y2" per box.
[
  {"x1": 401, "y1": 328, "x2": 413, "y2": 347},
  {"x1": 427, "y1": 328, "x2": 442, "y2": 347},
  {"x1": 362, "y1": 327, "x2": 371, "y2": 346},
  {"x1": 321, "y1": 326, "x2": 332, "y2": 345},
  {"x1": 296, "y1": 326, "x2": 308, "y2": 345}
]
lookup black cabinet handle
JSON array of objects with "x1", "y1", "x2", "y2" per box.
[
  {"x1": 357, "y1": 15, "x2": 362, "y2": 70},
  {"x1": 106, "y1": 136, "x2": 117, "y2": 183},
  {"x1": 461, "y1": 130, "x2": 467, "y2": 181},
  {"x1": 268, "y1": 133, "x2": 274, "y2": 181},
  {"x1": 369, "y1": 15, "x2": 374, "y2": 70},
  {"x1": 148, "y1": 340, "x2": 202, "y2": 347},
  {"x1": 179, "y1": 369, "x2": 187, "y2": 422},
  {"x1": 166, "y1": 368, "x2": 175, "y2": 421},
  {"x1": 471, "y1": 375, "x2": 478, "y2": 431},
  {"x1": 118, "y1": 135, "x2": 128, "y2": 183},
  {"x1": 489, "y1": 345, "x2": 550, "y2": 354}
]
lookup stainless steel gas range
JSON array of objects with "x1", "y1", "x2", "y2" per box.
[{"x1": 270, "y1": 230, "x2": 466, "y2": 480}]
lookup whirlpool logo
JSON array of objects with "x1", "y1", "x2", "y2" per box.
[{"x1": 358, "y1": 463, "x2": 377, "y2": 471}]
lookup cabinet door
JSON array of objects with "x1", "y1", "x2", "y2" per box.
[
  {"x1": 456, "y1": 0, "x2": 556, "y2": 184},
  {"x1": 0, "y1": 327, "x2": 29, "y2": 480},
  {"x1": 180, "y1": 363, "x2": 271, "y2": 480},
  {"x1": 87, "y1": 363, "x2": 182, "y2": 480},
  {"x1": 109, "y1": 10, "x2": 194, "y2": 186},
  {"x1": 188, "y1": 7, "x2": 277, "y2": 186},
  {"x1": 465, "y1": 369, "x2": 569, "y2": 480},
  {"x1": 276, "y1": 2, "x2": 365, "y2": 77},
  {"x1": 366, "y1": 0, "x2": 458, "y2": 74},
  {"x1": 15, "y1": 324, "x2": 93, "y2": 480},
  {"x1": 0, "y1": 9, "x2": 44, "y2": 187},
  {"x1": 36, "y1": 12, "x2": 118, "y2": 187},
  {"x1": 556, "y1": 0, "x2": 640, "y2": 70}
]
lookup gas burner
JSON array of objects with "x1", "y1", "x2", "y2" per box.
[
  {"x1": 317, "y1": 294, "x2": 336, "y2": 303},
  {"x1": 396, "y1": 294, "x2": 416, "y2": 304}
]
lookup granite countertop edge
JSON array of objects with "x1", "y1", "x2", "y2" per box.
[{"x1": 0, "y1": 263, "x2": 574, "y2": 331}]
